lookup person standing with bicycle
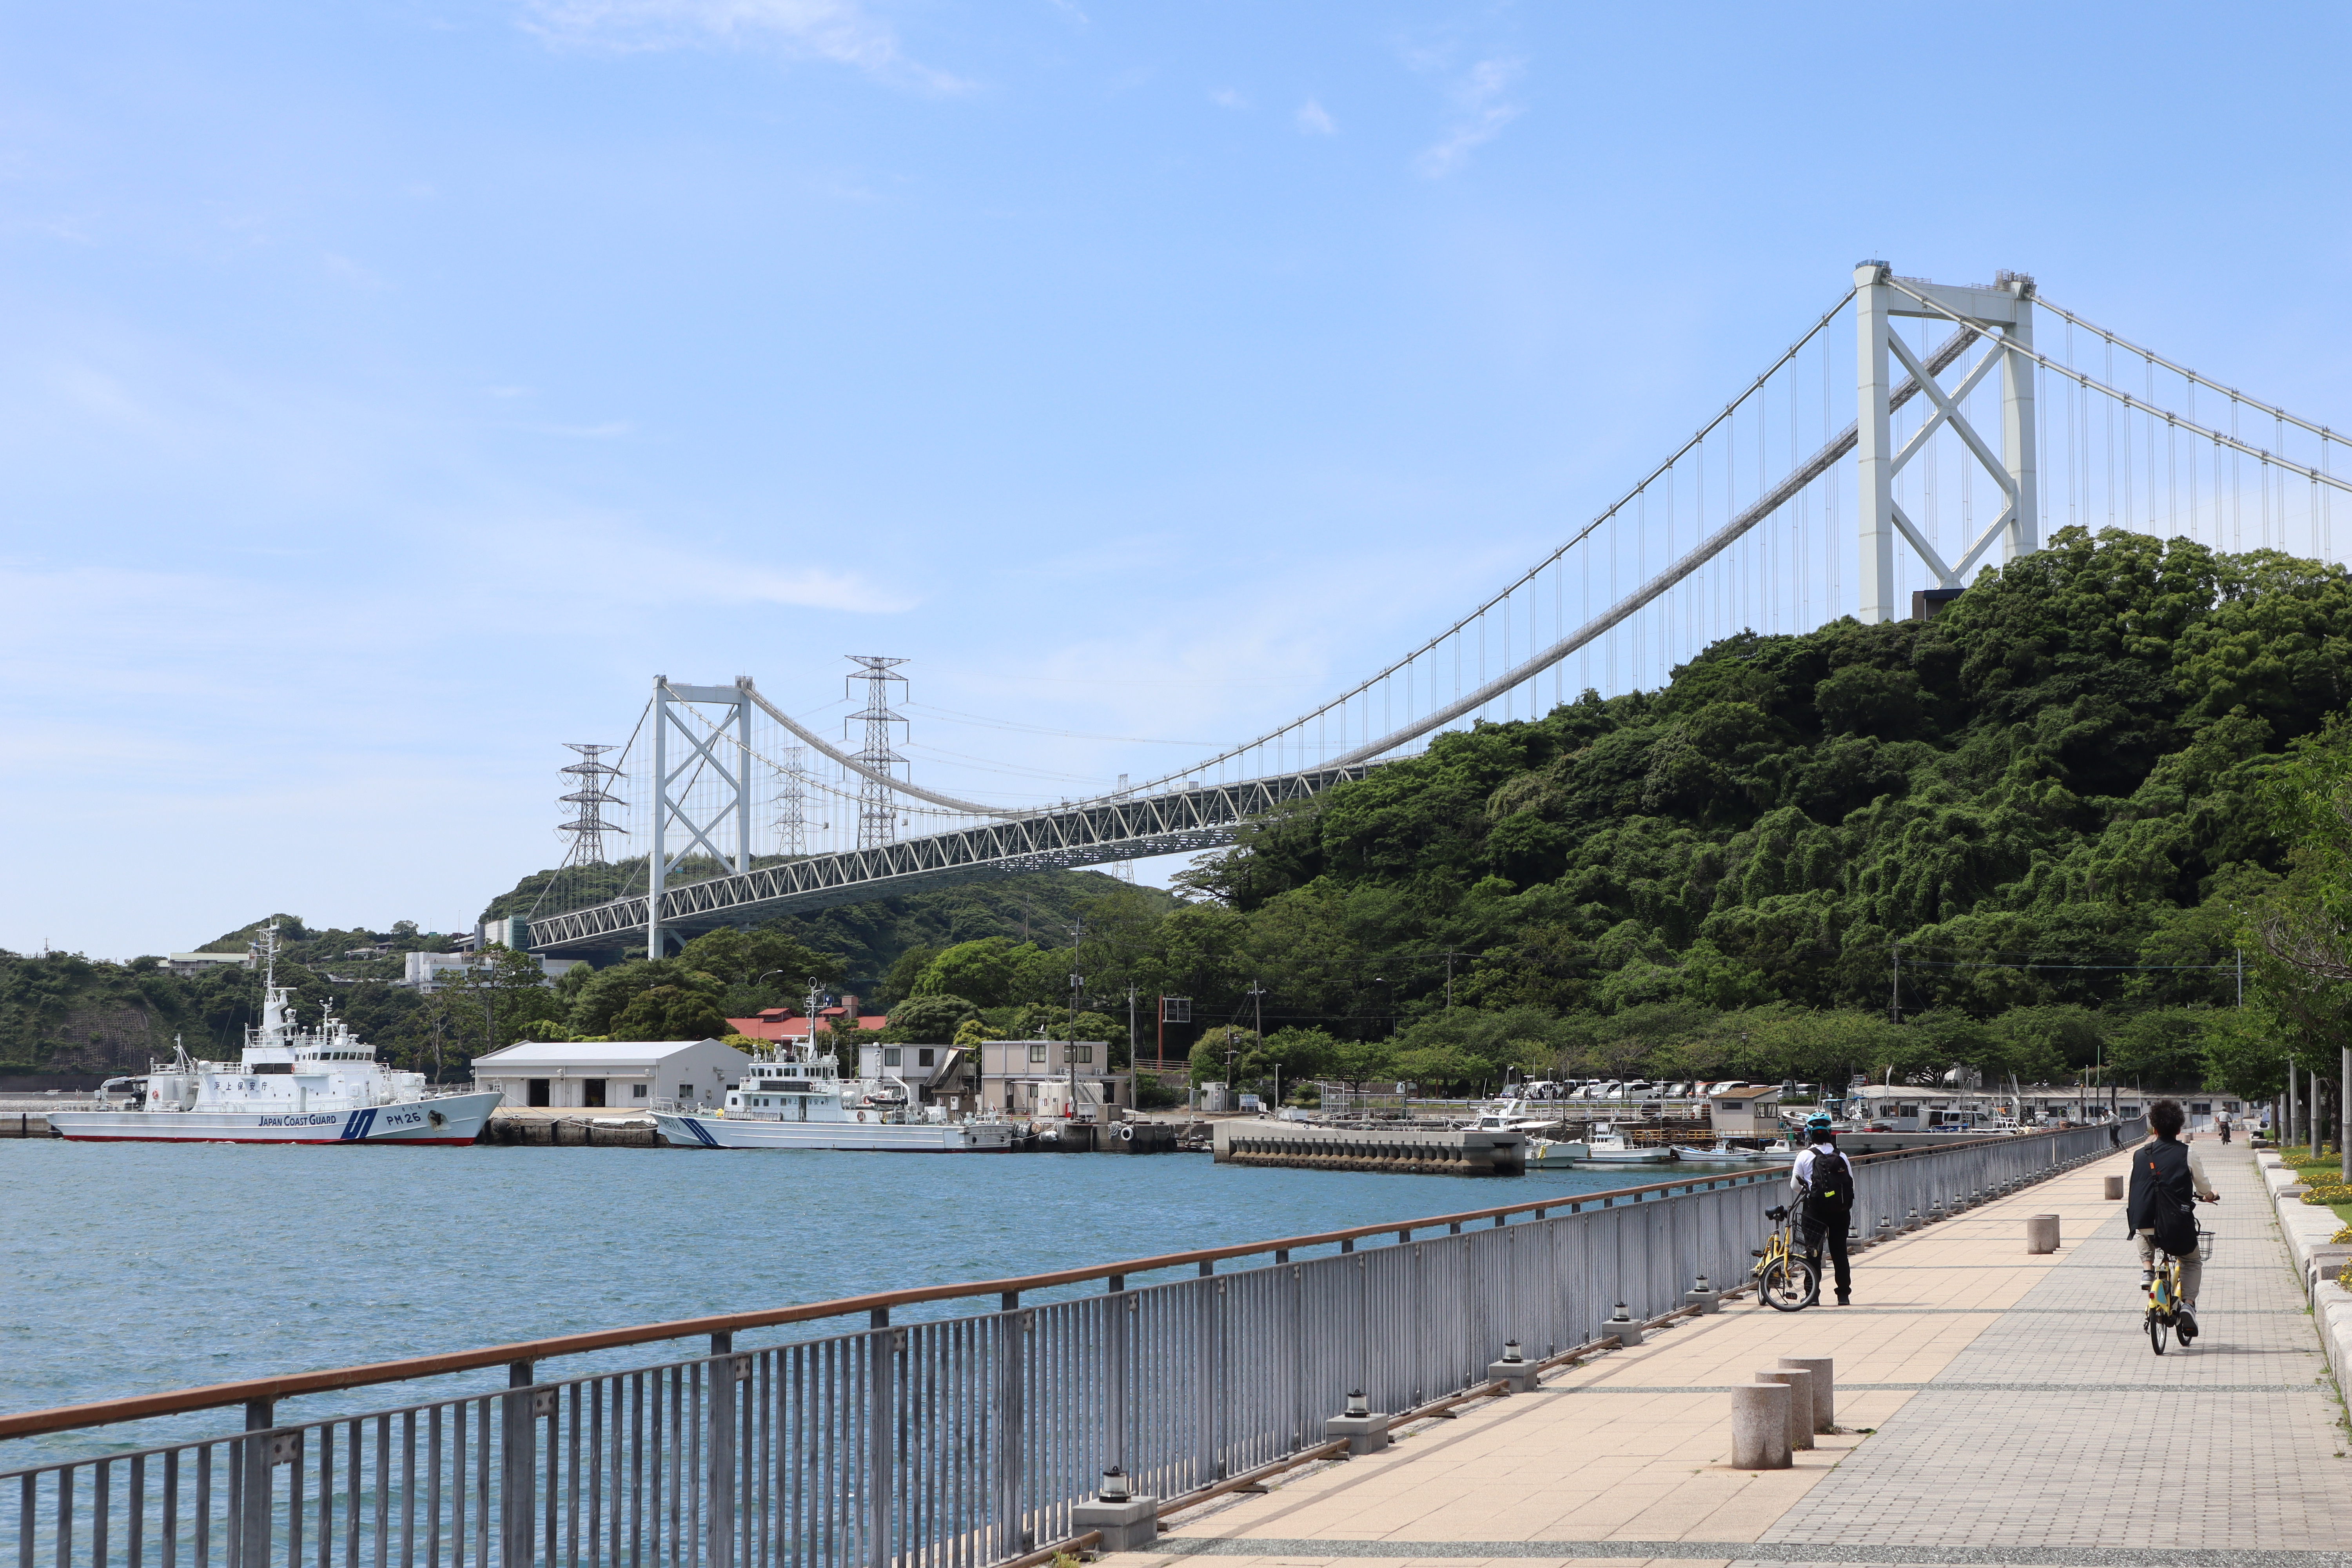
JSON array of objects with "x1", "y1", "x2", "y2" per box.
[
  {"x1": 2128, "y1": 1099, "x2": 2218, "y2": 1343},
  {"x1": 1789, "y1": 1113, "x2": 1855, "y2": 1306}
]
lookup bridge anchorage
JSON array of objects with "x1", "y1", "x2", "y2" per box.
[{"x1": 518, "y1": 262, "x2": 2350, "y2": 960}]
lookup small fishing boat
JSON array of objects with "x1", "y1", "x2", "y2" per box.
[
  {"x1": 1575, "y1": 1126, "x2": 1677, "y2": 1165},
  {"x1": 1672, "y1": 1142, "x2": 1798, "y2": 1164},
  {"x1": 1524, "y1": 1136, "x2": 1589, "y2": 1169}
]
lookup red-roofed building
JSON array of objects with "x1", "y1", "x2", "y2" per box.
[{"x1": 727, "y1": 1004, "x2": 890, "y2": 1043}]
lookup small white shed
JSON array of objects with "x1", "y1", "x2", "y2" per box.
[{"x1": 472, "y1": 1039, "x2": 753, "y2": 1111}]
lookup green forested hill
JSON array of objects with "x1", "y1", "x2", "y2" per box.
[{"x1": 1193, "y1": 527, "x2": 2338, "y2": 1018}]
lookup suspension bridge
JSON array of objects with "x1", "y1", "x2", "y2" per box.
[{"x1": 519, "y1": 262, "x2": 2350, "y2": 959}]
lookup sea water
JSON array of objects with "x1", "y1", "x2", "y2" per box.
[{"x1": 0, "y1": 1140, "x2": 1666, "y2": 1463}]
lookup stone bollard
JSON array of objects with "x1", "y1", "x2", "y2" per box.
[
  {"x1": 1603, "y1": 1302, "x2": 1646, "y2": 1347},
  {"x1": 1684, "y1": 1275, "x2": 1721, "y2": 1315},
  {"x1": 1730, "y1": 1383, "x2": 1792, "y2": 1470},
  {"x1": 1757, "y1": 1370, "x2": 1814, "y2": 1450},
  {"x1": 2025, "y1": 1214, "x2": 2060, "y2": 1254},
  {"x1": 1778, "y1": 1357, "x2": 1834, "y2": 1431},
  {"x1": 1487, "y1": 1341, "x2": 1540, "y2": 1395},
  {"x1": 1072, "y1": 1472, "x2": 1160, "y2": 1553},
  {"x1": 1325, "y1": 1391, "x2": 1389, "y2": 1455},
  {"x1": 2104, "y1": 1174, "x2": 2124, "y2": 1200}
]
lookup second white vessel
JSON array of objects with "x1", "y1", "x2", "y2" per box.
[{"x1": 655, "y1": 990, "x2": 1017, "y2": 1153}]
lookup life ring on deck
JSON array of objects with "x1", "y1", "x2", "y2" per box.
[
  {"x1": 857, "y1": 1110, "x2": 867, "y2": 1122},
  {"x1": 1117, "y1": 1123, "x2": 1134, "y2": 1142}
]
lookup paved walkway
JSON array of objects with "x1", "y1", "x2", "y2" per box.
[{"x1": 1131, "y1": 1138, "x2": 2352, "y2": 1568}]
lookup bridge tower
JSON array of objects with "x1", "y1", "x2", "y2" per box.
[
  {"x1": 647, "y1": 677, "x2": 754, "y2": 959},
  {"x1": 1854, "y1": 262, "x2": 2039, "y2": 622}
]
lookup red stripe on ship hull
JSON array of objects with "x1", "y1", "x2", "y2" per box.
[{"x1": 54, "y1": 1134, "x2": 480, "y2": 1146}]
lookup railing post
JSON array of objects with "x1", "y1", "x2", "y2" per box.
[
  {"x1": 1194, "y1": 1277, "x2": 1219, "y2": 1483},
  {"x1": 236, "y1": 1400, "x2": 272, "y2": 1568},
  {"x1": 502, "y1": 1361, "x2": 535, "y2": 1568},
  {"x1": 995, "y1": 1309, "x2": 1027, "y2": 1554},
  {"x1": 708, "y1": 1334, "x2": 736, "y2": 1568},
  {"x1": 1106, "y1": 1287, "x2": 1129, "y2": 1479},
  {"x1": 867, "y1": 1322, "x2": 897, "y2": 1568}
]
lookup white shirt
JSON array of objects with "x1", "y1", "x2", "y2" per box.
[{"x1": 1790, "y1": 1140, "x2": 1847, "y2": 1196}]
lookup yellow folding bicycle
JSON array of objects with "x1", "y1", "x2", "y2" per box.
[
  {"x1": 1753, "y1": 1204, "x2": 1819, "y2": 1310},
  {"x1": 2145, "y1": 1223, "x2": 2212, "y2": 1355}
]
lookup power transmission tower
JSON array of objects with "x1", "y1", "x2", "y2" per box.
[
  {"x1": 845, "y1": 656, "x2": 910, "y2": 850},
  {"x1": 772, "y1": 745, "x2": 808, "y2": 858},
  {"x1": 556, "y1": 744, "x2": 628, "y2": 866}
]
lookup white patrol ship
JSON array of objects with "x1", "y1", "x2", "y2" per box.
[
  {"x1": 655, "y1": 989, "x2": 1016, "y2": 1153},
  {"x1": 48, "y1": 928, "x2": 501, "y2": 1146}
]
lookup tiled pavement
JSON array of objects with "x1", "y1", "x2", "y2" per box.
[{"x1": 1130, "y1": 1138, "x2": 2352, "y2": 1568}]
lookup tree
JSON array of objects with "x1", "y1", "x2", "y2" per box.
[
  {"x1": 432, "y1": 946, "x2": 569, "y2": 1066},
  {"x1": 570, "y1": 958, "x2": 726, "y2": 1037},
  {"x1": 884, "y1": 993, "x2": 980, "y2": 1043}
]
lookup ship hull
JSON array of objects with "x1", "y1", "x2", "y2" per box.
[
  {"x1": 48, "y1": 1093, "x2": 501, "y2": 1145},
  {"x1": 655, "y1": 1112, "x2": 1018, "y2": 1152}
]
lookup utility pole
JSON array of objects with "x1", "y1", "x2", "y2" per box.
[
  {"x1": 1246, "y1": 980, "x2": 1268, "y2": 1108},
  {"x1": 1065, "y1": 917, "x2": 1085, "y2": 1120},
  {"x1": 1126, "y1": 984, "x2": 1139, "y2": 1118},
  {"x1": 1445, "y1": 951, "x2": 1454, "y2": 1011}
]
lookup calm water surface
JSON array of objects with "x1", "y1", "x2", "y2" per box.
[{"x1": 2, "y1": 1140, "x2": 1662, "y2": 1461}]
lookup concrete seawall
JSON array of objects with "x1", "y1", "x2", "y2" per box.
[{"x1": 1212, "y1": 1119, "x2": 1525, "y2": 1176}]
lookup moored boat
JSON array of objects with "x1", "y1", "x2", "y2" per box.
[
  {"x1": 47, "y1": 927, "x2": 498, "y2": 1145},
  {"x1": 654, "y1": 987, "x2": 1017, "y2": 1152}
]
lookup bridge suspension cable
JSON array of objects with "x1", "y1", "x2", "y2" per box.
[
  {"x1": 1099, "y1": 288, "x2": 1867, "y2": 800},
  {"x1": 1883, "y1": 278, "x2": 2351, "y2": 496}
]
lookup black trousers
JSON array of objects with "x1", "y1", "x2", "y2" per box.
[{"x1": 1802, "y1": 1210, "x2": 1852, "y2": 1298}]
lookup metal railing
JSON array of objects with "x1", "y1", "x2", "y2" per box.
[{"x1": 2, "y1": 1120, "x2": 2132, "y2": 1568}]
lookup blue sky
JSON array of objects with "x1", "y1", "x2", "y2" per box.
[{"x1": 4, "y1": 1, "x2": 2348, "y2": 958}]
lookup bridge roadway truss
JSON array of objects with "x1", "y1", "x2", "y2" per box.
[{"x1": 524, "y1": 765, "x2": 1366, "y2": 955}]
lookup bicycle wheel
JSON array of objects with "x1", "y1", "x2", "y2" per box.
[
  {"x1": 1760, "y1": 1256, "x2": 1819, "y2": 1311},
  {"x1": 2147, "y1": 1308, "x2": 2169, "y2": 1356}
]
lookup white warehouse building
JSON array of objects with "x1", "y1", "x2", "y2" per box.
[{"x1": 471, "y1": 1039, "x2": 752, "y2": 1111}]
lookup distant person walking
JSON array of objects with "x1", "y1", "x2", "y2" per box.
[{"x1": 1790, "y1": 1114, "x2": 1855, "y2": 1306}]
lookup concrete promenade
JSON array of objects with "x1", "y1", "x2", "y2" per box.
[{"x1": 1131, "y1": 1138, "x2": 2350, "y2": 1568}]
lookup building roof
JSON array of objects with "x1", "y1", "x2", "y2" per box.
[
  {"x1": 474, "y1": 1039, "x2": 748, "y2": 1067},
  {"x1": 727, "y1": 1015, "x2": 889, "y2": 1041}
]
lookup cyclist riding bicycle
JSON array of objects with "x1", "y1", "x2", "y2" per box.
[
  {"x1": 2127, "y1": 1098, "x2": 2218, "y2": 1343},
  {"x1": 1789, "y1": 1113, "x2": 1855, "y2": 1306}
]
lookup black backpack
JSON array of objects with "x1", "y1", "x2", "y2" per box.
[
  {"x1": 2139, "y1": 1142, "x2": 2200, "y2": 1256},
  {"x1": 1804, "y1": 1148, "x2": 1852, "y2": 1217}
]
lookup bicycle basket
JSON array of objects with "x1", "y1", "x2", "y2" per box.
[{"x1": 2196, "y1": 1225, "x2": 2215, "y2": 1259}]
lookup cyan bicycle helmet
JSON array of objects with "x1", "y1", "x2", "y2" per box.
[{"x1": 1806, "y1": 1112, "x2": 1835, "y2": 1141}]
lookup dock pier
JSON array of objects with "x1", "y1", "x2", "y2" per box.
[{"x1": 1213, "y1": 1118, "x2": 1527, "y2": 1175}]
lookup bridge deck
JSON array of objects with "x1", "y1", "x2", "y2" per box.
[
  {"x1": 524, "y1": 766, "x2": 1365, "y2": 953},
  {"x1": 1132, "y1": 1139, "x2": 2340, "y2": 1568}
]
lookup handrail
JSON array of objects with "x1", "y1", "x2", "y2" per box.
[{"x1": 0, "y1": 1122, "x2": 2103, "y2": 1443}]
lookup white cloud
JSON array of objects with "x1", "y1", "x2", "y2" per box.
[
  {"x1": 1414, "y1": 56, "x2": 1524, "y2": 177},
  {"x1": 1294, "y1": 98, "x2": 1336, "y2": 136},
  {"x1": 520, "y1": 0, "x2": 967, "y2": 92},
  {"x1": 1208, "y1": 87, "x2": 1245, "y2": 111}
]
